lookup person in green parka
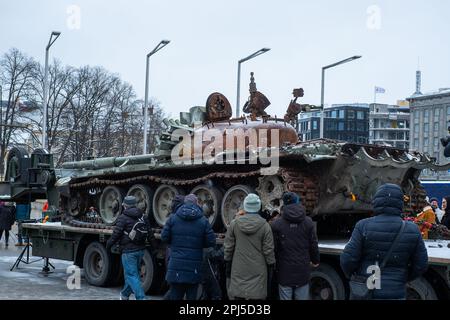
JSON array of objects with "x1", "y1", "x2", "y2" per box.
[{"x1": 223, "y1": 193, "x2": 275, "y2": 300}]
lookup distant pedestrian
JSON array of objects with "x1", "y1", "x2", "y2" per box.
[
  {"x1": 224, "y1": 193, "x2": 275, "y2": 300},
  {"x1": 0, "y1": 201, "x2": 15, "y2": 248},
  {"x1": 340, "y1": 183, "x2": 428, "y2": 300},
  {"x1": 270, "y1": 192, "x2": 319, "y2": 300},
  {"x1": 161, "y1": 194, "x2": 216, "y2": 300},
  {"x1": 106, "y1": 196, "x2": 151, "y2": 300},
  {"x1": 429, "y1": 197, "x2": 444, "y2": 223},
  {"x1": 441, "y1": 196, "x2": 450, "y2": 229}
]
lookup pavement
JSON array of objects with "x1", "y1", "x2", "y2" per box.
[{"x1": 0, "y1": 224, "x2": 162, "y2": 300}]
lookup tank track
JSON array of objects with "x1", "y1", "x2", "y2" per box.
[{"x1": 68, "y1": 169, "x2": 262, "y2": 189}]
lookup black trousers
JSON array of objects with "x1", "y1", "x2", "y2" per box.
[
  {"x1": 0, "y1": 229, "x2": 10, "y2": 244},
  {"x1": 166, "y1": 283, "x2": 199, "y2": 300}
]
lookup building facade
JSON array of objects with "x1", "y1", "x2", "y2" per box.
[
  {"x1": 369, "y1": 103, "x2": 410, "y2": 149},
  {"x1": 407, "y1": 88, "x2": 450, "y2": 180},
  {"x1": 298, "y1": 104, "x2": 369, "y2": 143}
]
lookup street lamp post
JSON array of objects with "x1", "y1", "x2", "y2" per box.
[
  {"x1": 236, "y1": 48, "x2": 270, "y2": 118},
  {"x1": 143, "y1": 40, "x2": 170, "y2": 155},
  {"x1": 319, "y1": 55, "x2": 362, "y2": 139},
  {"x1": 42, "y1": 31, "x2": 61, "y2": 150}
]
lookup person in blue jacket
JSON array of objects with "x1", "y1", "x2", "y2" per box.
[
  {"x1": 340, "y1": 183, "x2": 428, "y2": 300},
  {"x1": 161, "y1": 194, "x2": 216, "y2": 300}
]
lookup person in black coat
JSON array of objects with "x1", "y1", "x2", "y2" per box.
[
  {"x1": 0, "y1": 201, "x2": 15, "y2": 247},
  {"x1": 270, "y1": 192, "x2": 320, "y2": 300},
  {"x1": 106, "y1": 196, "x2": 151, "y2": 300},
  {"x1": 440, "y1": 196, "x2": 450, "y2": 229},
  {"x1": 340, "y1": 183, "x2": 428, "y2": 300}
]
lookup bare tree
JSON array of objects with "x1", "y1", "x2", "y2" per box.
[{"x1": 0, "y1": 48, "x2": 36, "y2": 174}]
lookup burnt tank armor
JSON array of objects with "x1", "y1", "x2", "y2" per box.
[{"x1": 56, "y1": 73, "x2": 449, "y2": 236}]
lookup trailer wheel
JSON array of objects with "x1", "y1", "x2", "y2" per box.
[
  {"x1": 407, "y1": 277, "x2": 438, "y2": 300},
  {"x1": 310, "y1": 264, "x2": 346, "y2": 300},
  {"x1": 83, "y1": 242, "x2": 112, "y2": 287},
  {"x1": 140, "y1": 250, "x2": 163, "y2": 294}
]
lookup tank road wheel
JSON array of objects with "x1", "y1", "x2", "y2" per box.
[
  {"x1": 68, "y1": 192, "x2": 87, "y2": 217},
  {"x1": 407, "y1": 277, "x2": 438, "y2": 300},
  {"x1": 127, "y1": 184, "x2": 154, "y2": 216},
  {"x1": 99, "y1": 186, "x2": 125, "y2": 225},
  {"x1": 191, "y1": 184, "x2": 223, "y2": 228},
  {"x1": 140, "y1": 249, "x2": 163, "y2": 294},
  {"x1": 310, "y1": 264, "x2": 345, "y2": 300},
  {"x1": 221, "y1": 185, "x2": 254, "y2": 228},
  {"x1": 152, "y1": 185, "x2": 185, "y2": 226},
  {"x1": 83, "y1": 242, "x2": 113, "y2": 287}
]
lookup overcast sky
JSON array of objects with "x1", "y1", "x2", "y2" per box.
[{"x1": 1, "y1": 0, "x2": 449, "y2": 118}]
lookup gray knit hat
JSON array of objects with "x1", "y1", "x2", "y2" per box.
[
  {"x1": 243, "y1": 193, "x2": 261, "y2": 213},
  {"x1": 123, "y1": 196, "x2": 137, "y2": 207}
]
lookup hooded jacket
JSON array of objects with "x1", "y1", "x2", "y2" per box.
[
  {"x1": 106, "y1": 207, "x2": 149, "y2": 253},
  {"x1": 340, "y1": 184, "x2": 428, "y2": 299},
  {"x1": 270, "y1": 203, "x2": 319, "y2": 287},
  {"x1": 161, "y1": 203, "x2": 216, "y2": 284},
  {"x1": 224, "y1": 213, "x2": 275, "y2": 300}
]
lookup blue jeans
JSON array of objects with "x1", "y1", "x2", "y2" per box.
[
  {"x1": 279, "y1": 284, "x2": 310, "y2": 300},
  {"x1": 121, "y1": 250, "x2": 146, "y2": 300}
]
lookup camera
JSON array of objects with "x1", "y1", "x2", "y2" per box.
[{"x1": 441, "y1": 125, "x2": 450, "y2": 157}]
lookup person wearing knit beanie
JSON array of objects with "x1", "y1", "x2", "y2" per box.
[{"x1": 243, "y1": 193, "x2": 261, "y2": 213}]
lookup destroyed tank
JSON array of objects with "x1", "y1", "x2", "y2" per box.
[{"x1": 13, "y1": 73, "x2": 450, "y2": 235}]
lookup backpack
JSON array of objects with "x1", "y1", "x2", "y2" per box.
[{"x1": 124, "y1": 217, "x2": 149, "y2": 244}]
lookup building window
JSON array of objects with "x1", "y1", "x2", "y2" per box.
[
  {"x1": 348, "y1": 110, "x2": 355, "y2": 119},
  {"x1": 447, "y1": 106, "x2": 450, "y2": 116},
  {"x1": 388, "y1": 132, "x2": 396, "y2": 140},
  {"x1": 357, "y1": 122, "x2": 365, "y2": 132},
  {"x1": 434, "y1": 139, "x2": 439, "y2": 148},
  {"x1": 339, "y1": 110, "x2": 345, "y2": 119},
  {"x1": 424, "y1": 109, "x2": 430, "y2": 120},
  {"x1": 331, "y1": 111, "x2": 337, "y2": 118},
  {"x1": 414, "y1": 110, "x2": 420, "y2": 119},
  {"x1": 348, "y1": 121, "x2": 355, "y2": 131},
  {"x1": 338, "y1": 122, "x2": 345, "y2": 131},
  {"x1": 312, "y1": 120, "x2": 318, "y2": 130},
  {"x1": 434, "y1": 122, "x2": 439, "y2": 133},
  {"x1": 424, "y1": 138, "x2": 429, "y2": 147},
  {"x1": 357, "y1": 111, "x2": 364, "y2": 120},
  {"x1": 414, "y1": 138, "x2": 419, "y2": 148}
]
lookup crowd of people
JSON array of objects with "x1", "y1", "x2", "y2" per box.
[
  {"x1": 103, "y1": 183, "x2": 450, "y2": 300},
  {"x1": 0, "y1": 182, "x2": 447, "y2": 300}
]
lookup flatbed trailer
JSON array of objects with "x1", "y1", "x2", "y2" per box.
[{"x1": 22, "y1": 222, "x2": 450, "y2": 300}]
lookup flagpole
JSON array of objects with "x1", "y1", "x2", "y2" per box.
[{"x1": 374, "y1": 86, "x2": 377, "y2": 104}]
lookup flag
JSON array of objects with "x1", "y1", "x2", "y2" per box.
[{"x1": 375, "y1": 86, "x2": 386, "y2": 94}]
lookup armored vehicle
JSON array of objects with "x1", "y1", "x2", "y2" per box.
[{"x1": 2, "y1": 73, "x2": 450, "y2": 299}]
